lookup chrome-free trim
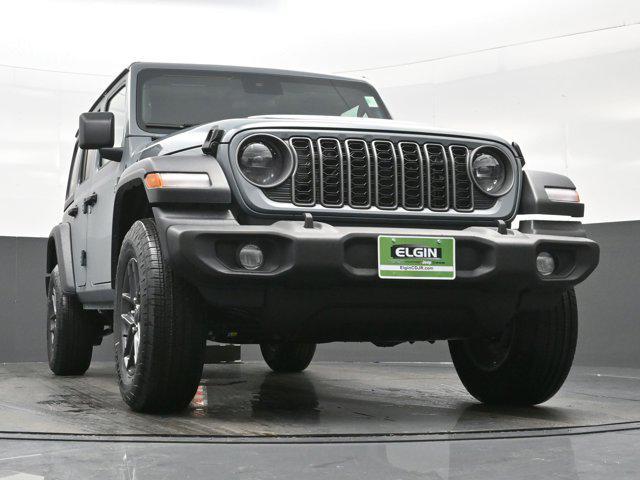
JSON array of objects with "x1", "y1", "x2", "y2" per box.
[
  {"x1": 317, "y1": 138, "x2": 344, "y2": 208},
  {"x1": 371, "y1": 140, "x2": 398, "y2": 210},
  {"x1": 423, "y1": 144, "x2": 450, "y2": 211},
  {"x1": 344, "y1": 139, "x2": 372, "y2": 209},
  {"x1": 448, "y1": 145, "x2": 474, "y2": 212},
  {"x1": 289, "y1": 137, "x2": 316, "y2": 206},
  {"x1": 398, "y1": 141, "x2": 425, "y2": 211}
]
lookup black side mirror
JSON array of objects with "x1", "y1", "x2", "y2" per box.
[
  {"x1": 99, "y1": 147, "x2": 123, "y2": 162},
  {"x1": 79, "y1": 112, "x2": 114, "y2": 149}
]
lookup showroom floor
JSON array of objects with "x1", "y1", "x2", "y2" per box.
[{"x1": 0, "y1": 361, "x2": 639, "y2": 478}]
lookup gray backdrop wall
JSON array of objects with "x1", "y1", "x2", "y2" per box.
[{"x1": 1, "y1": 222, "x2": 638, "y2": 367}]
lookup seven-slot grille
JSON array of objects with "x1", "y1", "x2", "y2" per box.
[{"x1": 266, "y1": 137, "x2": 498, "y2": 212}]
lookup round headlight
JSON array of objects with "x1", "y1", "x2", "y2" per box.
[
  {"x1": 237, "y1": 135, "x2": 293, "y2": 188},
  {"x1": 469, "y1": 147, "x2": 514, "y2": 196},
  {"x1": 471, "y1": 153, "x2": 505, "y2": 194}
]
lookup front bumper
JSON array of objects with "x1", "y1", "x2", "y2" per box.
[
  {"x1": 154, "y1": 211, "x2": 599, "y2": 340},
  {"x1": 158, "y1": 216, "x2": 599, "y2": 291}
]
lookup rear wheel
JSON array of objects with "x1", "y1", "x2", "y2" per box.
[
  {"x1": 260, "y1": 343, "x2": 316, "y2": 373},
  {"x1": 114, "y1": 218, "x2": 206, "y2": 413},
  {"x1": 449, "y1": 288, "x2": 578, "y2": 405},
  {"x1": 46, "y1": 266, "x2": 94, "y2": 375}
]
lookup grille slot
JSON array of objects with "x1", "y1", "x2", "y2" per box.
[
  {"x1": 317, "y1": 138, "x2": 344, "y2": 207},
  {"x1": 398, "y1": 142, "x2": 424, "y2": 210},
  {"x1": 372, "y1": 140, "x2": 399, "y2": 209},
  {"x1": 424, "y1": 144, "x2": 450, "y2": 211},
  {"x1": 290, "y1": 137, "x2": 316, "y2": 206},
  {"x1": 345, "y1": 139, "x2": 372, "y2": 208},
  {"x1": 449, "y1": 145, "x2": 474, "y2": 211}
]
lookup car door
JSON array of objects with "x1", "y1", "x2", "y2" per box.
[
  {"x1": 66, "y1": 142, "x2": 95, "y2": 289},
  {"x1": 85, "y1": 85, "x2": 126, "y2": 287}
]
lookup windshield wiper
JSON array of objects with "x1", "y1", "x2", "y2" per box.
[{"x1": 144, "y1": 122, "x2": 195, "y2": 130}]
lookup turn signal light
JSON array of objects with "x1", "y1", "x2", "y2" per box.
[
  {"x1": 144, "y1": 172, "x2": 211, "y2": 189},
  {"x1": 545, "y1": 187, "x2": 580, "y2": 203}
]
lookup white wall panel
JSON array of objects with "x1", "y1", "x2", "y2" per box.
[
  {"x1": 1, "y1": 0, "x2": 639, "y2": 236},
  {"x1": 363, "y1": 25, "x2": 640, "y2": 223}
]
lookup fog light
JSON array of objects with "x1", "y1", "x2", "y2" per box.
[
  {"x1": 536, "y1": 252, "x2": 556, "y2": 276},
  {"x1": 238, "y1": 244, "x2": 264, "y2": 270}
]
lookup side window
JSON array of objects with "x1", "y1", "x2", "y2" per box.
[
  {"x1": 80, "y1": 150, "x2": 98, "y2": 183},
  {"x1": 66, "y1": 142, "x2": 83, "y2": 200},
  {"x1": 100, "y1": 86, "x2": 126, "y2": 168},
  {"x1": 107, "y1": 87, "x2": 126, "y2": 147}
]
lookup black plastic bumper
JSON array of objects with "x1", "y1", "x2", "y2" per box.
[
  {"x1": 159, "y1": 217, "x2": 599, "y2": 291},
  {"x1": 153, "y1": 211, "x2": 599, "y2": 341}
]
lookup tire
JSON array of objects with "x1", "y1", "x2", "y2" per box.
[
  {"x1": 114, "y1": 218, "x2": 206, "y2": 413},
  {"x1": 260, "y1": 343, "x2": 316, "y2": 373},
  {"x1": 449, "y1": 288, "x2": 578, "y2": 405},
  {"x1": 46, "y1": 266, "x2": 94, "y2": 375}
]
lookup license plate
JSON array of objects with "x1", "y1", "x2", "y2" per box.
[{"x1": 377, "y1": 235, "x2": 456, "y2": 280}]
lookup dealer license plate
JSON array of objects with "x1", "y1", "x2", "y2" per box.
[{"x1": 377, "y1": 236, "x2": 456, "y2": 280}]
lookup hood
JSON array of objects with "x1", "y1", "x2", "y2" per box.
[{"x1": 136, "y1": 115, "x2": 513, "y2": 159}]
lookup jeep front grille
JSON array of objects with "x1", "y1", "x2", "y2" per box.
[{"x1": 264, "y1": 137, "x2": 498, "y2": 212}]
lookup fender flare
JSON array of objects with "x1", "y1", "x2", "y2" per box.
[
  {"x1": 518, "y1": 170, "x2": 584, "y2": 217},
  {"x1": 110, "y1": 153, "x2": 233, "y2": 286},
  {"x1": 116, "y1": 153, "x2": 232, "y2": 206},
  {"x1": 47, "y1": 223, "x2": 76, "y2": 295}
]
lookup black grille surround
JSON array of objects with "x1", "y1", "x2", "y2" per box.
[{"x1": 234, "y1": 129, "x2": 520, "y2": 219}]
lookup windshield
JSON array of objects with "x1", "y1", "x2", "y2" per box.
[{"x1": 136, "y1": 68, "x2": 391, "y2": 133}]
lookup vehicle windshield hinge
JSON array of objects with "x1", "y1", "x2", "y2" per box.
[{"x1": 202, "y1": 127, "x2": 224, "y2": 156}]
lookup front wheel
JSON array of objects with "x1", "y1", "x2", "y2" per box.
[
  {"x1": 260, "y1": 343, "x2": 316, "y2": 373},
  {"x1": 449, "y1": 288, "x2": 578, "y2": 405},
  {"x1": 114, "y1": 219, "x2": 206, "y2": 413}
]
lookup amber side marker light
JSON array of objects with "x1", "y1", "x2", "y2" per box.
[{"x1": 144, "y1": 173, "x2": 211, "y2": 189}]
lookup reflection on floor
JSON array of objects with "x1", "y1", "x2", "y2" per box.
[{"x1": 0, "y1": 361, "x2": 639, "y2": 478}]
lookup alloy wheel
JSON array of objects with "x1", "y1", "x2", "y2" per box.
[{"x1": 48, "y1": 290, "x2": 57, "y2": 345}]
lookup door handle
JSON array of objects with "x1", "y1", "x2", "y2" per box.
[
  {"x1": 67, "y1": 205, "x2": 79, "y2": 217},
  {"x1": 82, "y1": 192, "x2": 98, "y2": 213}
]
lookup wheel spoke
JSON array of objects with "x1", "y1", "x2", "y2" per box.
[
  {"x1": 121, "y1": 292, "x2": 135, "y2": 305},
  {"x1": 123, "y1": 331, "x2": 133, "y2": 356},
  {"x1": 121, "y1": 312, "x2": 135, "y2": 327},
  {"x1": 48, "y1": 291, "x2": 58, "y2": 343},
  {"x1": 133, "y1": 328, "x2": 141, "y2": 364},
  {"x1": 51, "y1": 291, "x2": 57, "y2": 315}
]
